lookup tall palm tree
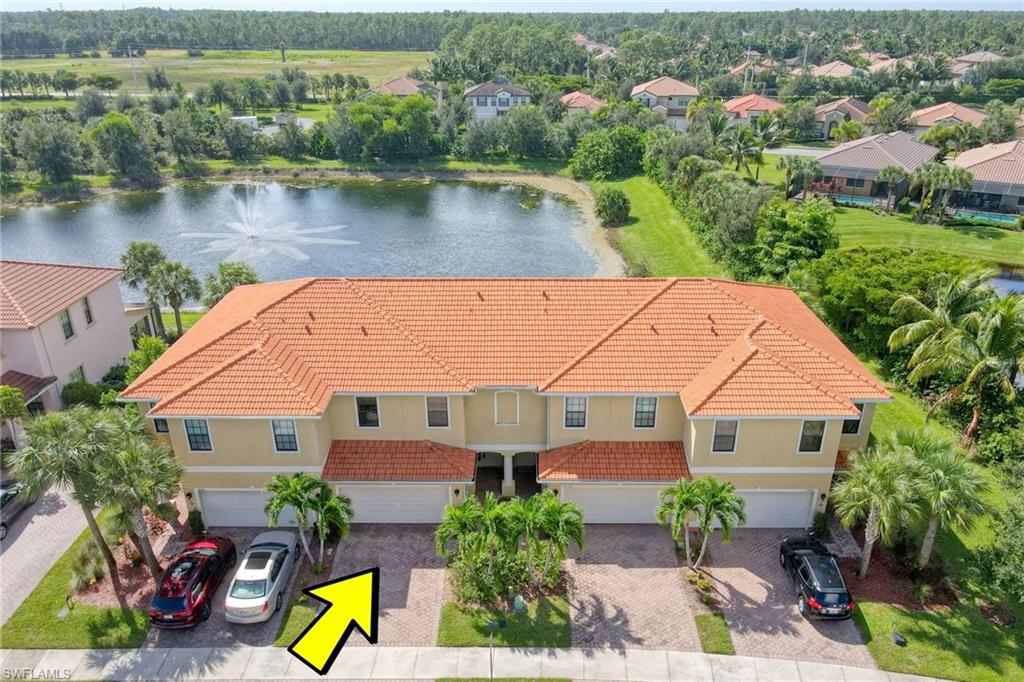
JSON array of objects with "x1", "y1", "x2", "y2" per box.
[
  {"x1": 435, "y1": 495, "x2": 484, "y2": 558},
  {"x1": 724, "y1": 125, "x2": 758, "y2": 176},
  {"x1": 937, "y1": 166, "x2": 974, "y2": 218},
  {"x1": 237, "y1": 77, "x2": 268, "y2": 116},
  {"x1": 264, "y1": 472, "x2": 324, "y2": 565},
  {"x1": 831, "y1": 119, "x2": 864, "y2": 144},
  {"x1": 776, "y1": 155, "x2": 802, "y2": 197},
  {"x1": 704, "y1": 109, "x2": 730, "y2": 147},
  {"x1": 832, "y1": 445, "x2": 921, "y2": 578},
  {"x1": 909, "y1": 162, "x2": 947, "y2": 222},
  {"x1": 310, "y1": 487, "x2": 352, "y2": 570},
  {"x1": 207, "y1": 79, "x2": 234, "y2": 114},
  {"x1": 796, "y1": 157, "x2": 823, "y2": 201},
  {"x1": 656, "y1": 478, "x2": 701, "y2": 567},
  {"x1": 120, "y1": 240, "x2": 168, "y2": 336},
  {"x1": 504, "y1": 493, "x2": 546, "y2": 585},
  {"x1": 691, "y1": 477, "x2": 747, "y2": 569},
  {"x1": 877, "y1": 165, "x2": 909, "y2": 211},
  {"x1": 153, "y1": 260, "x2": 201, "y2": 337},
  {"x1": 537, "y1": 493, "x2": 585, "y2": 579},
  {"x1": 750, "y1": 114, "x2": 782, "y2": 179}
]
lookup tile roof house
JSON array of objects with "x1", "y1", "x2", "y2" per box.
[
  {"x1": 560, "y1": 91, "x2": 604, "y2": 115},
  {"x1": 630, "y1": 77, "x2": 700, "y2": 131},
  {"x1": 947, "y1": 140, "x2": 1024, "y2": 215},
  {"x1": 807, "y1": 61, "x2": 860, "y2": 78},
  {"x1": 728, "y1": 58, "x2": 778, "y2": 77},
  {"x1": 724, "y1": 93, "x2": 784, "y2": 122},
  {"x1": 573, "y1": 33, "x2": 616, "y2": 59},
  {"x1": 122, "y1": 277, "x2": 888, "y2": 529},
  {"x1": 951, "y1": 50, "x2": 1005, "y2": 80},
  {"x1": 464, "y1": 80, "x2": 531, "y2": 119},
  {"x1": 816, "y1": 131, "x2": 939, "y2": 202},
  {"x1": 371, "y1": 76, "x2": 439, "y2": 101},
  {"x1": 909, "y1": 102, "x2": 988, "y2": 139},
  {"x1": 814, "y1": 97, "x2": 872, "y2": 139}
]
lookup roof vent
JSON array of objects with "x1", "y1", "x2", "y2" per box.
[
  {"x1": 476, "y1": 291, "x2": 484, "y2": 301},
  {"x1": 542, "y1": 290, "x2": 550, "y2": 300},
  {"x1": 650, "y1": 324, "x2": 659, "y2": 334},
  {"x1": 304, "y1": 324, "x2": 312, "y2": 335},
  {"x1": 360, "y1": 325, "x2": 368, "y2": 336},
  {"x1": 707, "y1": 313, "x2": 718, "y2": 337},
  {"x1": 308, "y1": 311, "x2": 316, "y2": 321}
]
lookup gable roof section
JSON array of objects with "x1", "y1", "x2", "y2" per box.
[
  {"x1": 538, "y1": 441, "x2": 689, "y2": 482},
  {"x1": 1, "y1": 369, "x2": 57, "y2": 403},
  {"x1": 814, "y1": 97, "x2": 872, "y2": 122},
  {"x1": 560, "y1": 91, "x2": 604, "y2": 112},
  {"x1": 322, "y1": 440, "x2": 476, "y2": 481},
  {"x1": 375, "y1": 76, "x2": 435, "y2": 96},
  {"x1": 818, "y1": 131, "x2": 939, "y2": 175},
  {"x1": 1, "y1": 260, "x2": 121, "y2": 330},
  {"x1": 631, "y1": 76, "x2": 699, "y2": 98},
  {"x1": 810, "y1": 61, "x2": 859, "y2": 78},
  {"x1": 464, "y1": 81, "x2": 531, "y2": 98},
  {"x1": 910, "y1": 102, "x2": 987, "y2": 128},
  {"x1": 949, "y1": 140, "x2": 1024, "y2": 190},
  {"x1": 724, "y1": 93, "x2": 784, "y2": 118}
]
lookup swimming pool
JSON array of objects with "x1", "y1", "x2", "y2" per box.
[
  {"x1": 953, "y1": 209, "x2": 1021, "y2": 226},
  {"x1": 832, "y1": 194, "x2": 877, "y2": 207}
]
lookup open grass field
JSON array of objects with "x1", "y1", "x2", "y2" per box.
[{"x1": 0, "y1": 48, "x2": 433, "y2": 94}]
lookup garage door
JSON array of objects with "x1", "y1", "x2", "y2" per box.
[
  {"x1": 738, "y1": 490, "x2": 816, "y2": 528},
  {"x1": 339, "y1": 484, "x2": 450, "y2": 523},
  {"x1": 197, "y1": 490, "x2": 298, "y2": 528},
  {"x1": 560, "y1": 484, "x2": 663, "y2": 524}
]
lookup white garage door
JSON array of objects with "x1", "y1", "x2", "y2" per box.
[
  {"x1": 339, "y1": 484, "x2": 450, "y2": 523},
  {"x1": 560, "y1": 484, "x2": 663, "y2": 524},
  {"x1": 739, "y1": 490, "x2": 816, "y2": 528},
  {"x1": 198, "y1": 489, "x2": 298, "y2": 528}
]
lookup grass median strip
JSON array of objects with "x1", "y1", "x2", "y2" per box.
[
  {"x1": 695, "y1": 612, "x2": 735, "y2": 655},
  {"x1": 437, "y1": 596, "x2": 571, "y2": 647}
]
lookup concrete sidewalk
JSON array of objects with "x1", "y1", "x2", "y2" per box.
[{"x1": 2, "y1": 646, "x2": 943, "y2": 681}]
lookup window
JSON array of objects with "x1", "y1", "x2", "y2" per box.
[
  {"x1": 271, "y1": 419, "x2": 299, "y2": 452},
  {"x1": 498, "y1": 97, "x2": 510, "y2": 107},
  {"x1": 184, "y1": 419, "x2": 212, "y2": 451},
  {"x1": 355, "y1": 397, "x2": 380, "y2": 428},
  {"x1": 564, "y1": 397, "x2": 587, "y2": 428},
  {"x1": 68, "y1": 366, "x2": 85, "y2": 383},
  {"x1": 494, "y1": 391, "x2": 519, "y2": 426},
  {"x1": 426, "y1": 396, "x2": 449, "y2": 428},
  {"x1": 712, "y1": 420, "x2": 739, "y2": 452},
  {"x1": 476, "y1": 97, "x2": 487, "y2": 106},
  {"x1": 81, "y1": 297, "x2": 94, "y2": 325},
  {"x1": 150, "y1": 403, "x2": 169, "y2": 433},
  {"x1": 848, "y1": 178, "x2": 865, "y2": 188},
  {"x1": 842, "y1": 403, "x2": 865, "y2": 435},
  {"x1": 489, "y1": 97, "x2": 497, "y2": 106},
  {"x1": 798, "y1": 420, "x2": 826, "y2": 453},
  {"x1": 634, "y1": 397, "x2": 657, "y2": 428},
  {"x1": 59, "y1": 309, "x2": 74, "y2": 339}
]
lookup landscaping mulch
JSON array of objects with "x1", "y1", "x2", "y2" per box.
[
  {"x1": 75, "y1": 515, "x2": 175, "y2": 610},
  {"x1": 838, "y1": 551, "x2": 955, "y2": 612}
]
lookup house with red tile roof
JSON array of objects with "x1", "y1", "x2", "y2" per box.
[
  {"x1": 1, "y1": 260, "x2": 149, "y2": 436},
  {"x1": 723, "y1": 93, "x2": 784, "y2": 123},
  {"x1": 121, "y1": 277, "x2": 889, "y2": 528},
  {"x1": 909, "y1": 102, "x2": 988, "y2": 139},
  {"x1": 816, "y1": 131, "x2": 939, "y2": 202},
  {"x1": 814, "y1": 97, "x2": 872, "y2": 140},
  {"x1": 560, "y1": 91, "x2": 604, "y2": 115},
  {"x1": 370, "y1": 76, "x2": 440, "y2": 103},
  {"x1": 630, "y1": 76, "x2": 700, "y2": 130}
]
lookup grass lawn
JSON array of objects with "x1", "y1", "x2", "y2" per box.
[
  {"x1": 590, "y1": 176, "x2": 724, "y2": 278},
  {"x1": 0, "y1": 509, "x2": 150, "y2": 649},
  {"x1": 0, "y1": 97, "x2": 74, "y2": 112},
  {"x1": 694, "y1": 612, "x2": 735, "y2": 655},
  {"x1": 202, "y1": 154, "x2": 566, "y2": 176},
  {"x1": 274, "y1": 601, "x2": 319, "y2": 647},
  {"x1": 833, "y1": 206, "x2": 1024, "y2": 268},
  {"x1": 161, "y1": 311, "x2": 205, "y2": 333},
  {"x1": 436, "y1": 597, "x2": 571, "y2": 647},
  {"x1": 753, "y1": 153, "x2": 788, "y2": 187}
]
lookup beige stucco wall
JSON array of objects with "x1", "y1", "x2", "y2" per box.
[
  {"x1": 709, "y1": 471, "x2": 835, "y2": 493},
  {"x1": 464, "y1": 389, "x2": 547, "y2": 447},
  {"x1": 165, "y1": 417, "x2": 328, "y2": 469},
  {"x1": 838, "y1": 402, "x2": 876, "y2": 452},
  {"x1": 546, "y1": 395, "x2": 685, "y2": 448},
  {"x1": 326, "y1": 395, "x2": 466, "y2": 447},
  {"x1": 688, "y1": 417, "x2": 843, "y2": 470},
  {"x1": 181, "y1": 470, "x2": 283, "y2": 491}
]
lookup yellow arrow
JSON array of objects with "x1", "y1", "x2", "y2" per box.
[{"x1": 287, "y1": 567, "x2": 380, "y2": 676}]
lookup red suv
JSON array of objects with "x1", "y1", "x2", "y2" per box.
[{"x1": 149, "y1": 537, "x2": 236, "y2": 628}]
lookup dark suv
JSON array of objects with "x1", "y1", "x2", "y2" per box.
[
  {"x1": 779, "y1": 534, "x2": 855, "y2": 620},
  {"x1": 149, "y1": 537, "x2": 236, "y2": 628}
]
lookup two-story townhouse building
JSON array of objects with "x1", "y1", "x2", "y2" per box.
[
  {"x1": 464, "y1": 81, "x2": 532, "y2": 120},
  {"x1": 723, "y1": 93, "x2": 784, "y2": 125},
  {"x1": 121, "y1": 277, "x2": 890, "y2": 529},
  {"x1": 629, "y1": 77, "x2": 700, "y2": 130},
  {"x1": 1, "y1": 260, "x2": 144, "y2": 425}
]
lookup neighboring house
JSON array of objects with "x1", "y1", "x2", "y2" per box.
[
  {"x1": 371, "y1": 76, "x2": 440, "y2": 103},
  {"x1": 560, "y1": 91, "x2": 604, "y2": 115},
  {"x1": 815, "y1": 131, "x2": 939, "y2": 201},
  {"x1": 728, "y1": 59, "x2": 778, "y2": 77},
  {"x1": 950, "y1": 50, "x2": 1004, "y2": 82},
  {"x1": 857, "y1": 50, "x2": 891, "y2": 65},
  {"x1": 807, "y1": 61, "x2": 861, "y2": 78},
  {"x1": 573, "y1": 33, "x2": 616, "y2": 59},
  {"x1": 947, "y1": 140, "x2": 1024, "y2": 215},
  {"x1": 1, "y1": 260, "x2": 142, "y2": 414},
  {"x1": 814, "y1": 97, "x2": 872, "y2": 140},
  {"x1": 630, "y1": 76, "x2": 700, "y2": 130},
  {"x1": 464, "y1": 80, "x2": 531, "y2": 119},
  {"x1": 230, "y1": 115, "x2": 259, "y2": 130},
  {"x1": 121, "y1": 277, "x2": 890, "y2": 529},
  {"x1": 867, "y1": 57, "x2": 913, "y2": 75},
  {"x1": 723, "y1": 93, "x2": 784, "y2": 124},
  {"x1": 909, "y1": 102, "x2": 987, "y2": 139}
]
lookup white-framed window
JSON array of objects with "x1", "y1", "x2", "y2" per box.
[
  {"x1": 842, "y1": 403, "x2": 866, "y2": 435},
  {"x1": 798, "y1": 420, "x2": 827, "y2": 453},
  {"x1": 184, "y1": 419, "x2": 213, "y2": 452},
  {"x1": 564, "y1": 396, "x2": 587, "y2": 428},
  {"x1": 498, "y1": 97, "x2": 510, "y2": 107},
  {"x1": 150, "y1": 402, "x2": 169, "y2": 433},
  {"x1": 633, "y1": 397, "x2": 658, "y2": 428},
  {"x1": 59, "y1": 309, "x2": 74, "y2": 339},
  {"x1": 81, "y1": 297, "x2": 94, "y2": 325},
  {"x1": 494, "y1": 391, "x2": 519, "y2": 426},
  {"x1": 476, "y1": 96, "x2": 487, "y2": 106},
  {"x1": 712, "y1": 419, "x2": 739, "y2": 452},
  {"x1": 271, "y1": 419, "x2": 299, "y2": 452},
  {"x1": 68, "y1": 365, "x2": 85, "y2": 383},
  {"x1": 426, "y1": 396, "x2": 450, "y2": 428},
  {"x1": 355, "y1": 396, "x2": 381, "y2": 428}
]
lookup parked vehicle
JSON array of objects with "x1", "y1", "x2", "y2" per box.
[
  {"x1": 0, "y1": 478, "x2": 36, "y2": 541},
  {"x1": 779, "y1": 534, "x2": 855, "y2": 620},
  {"x1": 149, "y1": 536, "x2": 236, "y2": 628},
  {"x1": 224, "y1": 530, "x2": 299, "y2": 624}
]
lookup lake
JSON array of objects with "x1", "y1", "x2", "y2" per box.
[{"x1": 0, "y1": 180, "x2": 600, "y2": 297}]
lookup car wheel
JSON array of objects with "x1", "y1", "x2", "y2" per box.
[
  {"x1": 200, "y1": 600, "x2": 212, "y2": 622},
  {"x1": 0, "y1": 524, "x2": 7, "y2": 541},
  {"x1": 779, "y1": 551, "x2": 786, "y2": 567},
  {"x1": 276, "y1": 593, "x2": 283, "y2": 614},
  {"x1": 798, "y1": 596, "x2": 809, "y2": 617},
  {"x1": 227, "y1": 548, "x2": 236, "y2": 568}
]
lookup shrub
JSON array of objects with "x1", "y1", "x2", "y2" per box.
[
  {"x1": 100, "y1": 364, "x2": 129, "y2": 389},
  {"x1": 812, "y1": 511, "x2": 831, "y2": 540},
  {"x1": 594, "y1": 187, "x2": 631, "y2": 227},
  {"x1": 187, "y1": 509, "x2": 205, "y2": 536},
  {"x1": 60, "y1": 381, "x2": 103, "y2": 407}
]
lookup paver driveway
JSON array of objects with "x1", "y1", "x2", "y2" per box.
[
  {"x1": 330, "y1": 524, "x2": 445, "y2": 646},
  {"x1": 566, "y1": 525, "x2": 701, "y2": 650},
  {"x1": 706, "y1": 528, "x2": 875, "y2": 667}
]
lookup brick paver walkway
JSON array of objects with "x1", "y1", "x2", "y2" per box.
[
  {"x1": 705, "y1": 528, "x2": 876, "y2": 668},
  {"x1": 566, "y1": 525, "x2": 702, "y2": 651}
]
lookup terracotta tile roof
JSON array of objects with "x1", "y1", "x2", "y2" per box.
[
  {"x1": 560, "y1": 91, "x2": 604, "y2": 112},
  {"x1": 810, "y1": 61, "x2": 859, "y2": 78},
  {"x1": 322, "y1": 440, "x2": 476, "y2": 481},
  {"x1": 374, "y1": 76, "x2": 435, "y2": 97},
  {"x1": 818, "y1": 131, "x2": 939, "y2": 174},
  {"x1": 1, "y1": 260, "x2": 121, "y2": 330},
  {"x1": 949, "y1": 140, "x2": 1024, "y2": 187},
  {"x1": 538, "y1": 441, "x2": 689, "y2": 482},
  {"x1": 123, "y1": 278, "x2": 889, "y2": 417},
  {"x1": 1, "y1": 369, "x2": 57, "y2": 402},
  {"x1": 631, "y1": 76, "x2": 699, "y2": 98},
  {"x1": 724, "y1": 93, "x2": 784, "y2": 119},
  {"x1": 814, "y1": 97, "x2": 872, "y2": 122},
  {"x1": 954, "y1": 50, "x2": 1004, "y2": 65},
  {"x1": 910, "y1": 102, "x2": 987, "y2": 129}
]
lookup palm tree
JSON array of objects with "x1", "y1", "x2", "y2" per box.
[
  {"x1": 237, "y1": 77, "x2": 269, "y2": 116},
  {"x1": 656, "y1": 478, "x2": 701, "y2": 567},
  {"x1": 750, "y1": 114, "x2": 782, "y2": 179},
  {"x1": 120, "y1": 241, "x2": 168, "y2": 336},
  {"x1": 207, "y1": 79, "x2": 234, "y2": 115},
  {"x1": 0, "y1": 385, "x2": 28, "y2": 450},
  {"x1": 724, "y1": 126, "x2": 758, "y2": 176},
  {"x1": 937, "y1": 166, "x2": 974, "y2": 219},
  {"x1": 877, "y1": 165, "x2": 909, "y2": 211},
  {"x1": 831, "y1": 119, "x2": 864, "y2": 144},
  {"x1": 796, "y1": 157, "x2": 823, "y2": 201},
  {"x1": 153, "y1": 260, "x2": 201, "y2": 337},
  {"x1": 537, "y1": 493, "x2": 585, "y2": 580},
  {"x1": 832, "y1": 445, "x2": 921, "y2": 578},
  {"x1": 691, "y1": 478, "x2": 747, "y2": 569},
  {"x1": 264, "y1": 472, "x2": 324, "y2": 565},
  {"x1": 776, "y1": 155, "x2": 802, "y2": 197},
  {"x1": 435, "y1": 495, "x2": 484, "y2": 558},
  {"x1": 310, "y1": 488, "x2": 352, "y2": 571},
  {"x1": 909, "y1": 162, "x2": 947, "y2": 222},
  {"x1": 505, "y1": 493, "x2": 546, "y2": 585},
  {"x1": 704, "y1": 109, "x2": 730, "y2": 147},
  {"x1": 890, "y1": 429, "x2": 988, "y2": 567}
]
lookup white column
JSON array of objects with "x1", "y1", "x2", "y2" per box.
[{"x1": 501, "y1": 454, "x2": 515, "y2": 497}]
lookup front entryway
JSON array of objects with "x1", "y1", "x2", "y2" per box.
[{"x1": 475, "y1": 452, "x2": 540, "y2": 500}]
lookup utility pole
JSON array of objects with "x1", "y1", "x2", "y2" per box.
[
  {"x1": 127, "y1": 42, "x2": 138, "y2": 91},
  {"x1": 280, "y1": 41, "x2": 286, "y2": 64}
]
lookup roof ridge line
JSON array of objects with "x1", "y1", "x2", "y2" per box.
[
  {"x1": 254, "y1": 334, "x2": 327, "y2": 413},
  {"x1": 0, "y1": 259, "x2": 122, "y2": 273},
  {"x1": 152, "y1": 343, "x2": 263, "y2": 413},
  {"x1": 538, "y1": 279, "x2": 678, "y2": 391},
  {"x1": 0, "y1": 280, "x2": 31, "y2": 327},
  {"x1": 752, "y1": 341, "x2": 858, "y2": 411},
  {"x1": 687, "y1": 334, "x2": 760, "y2": 415},
  {"x1": 539, "y1": 440, "x2": 591, "y2": 478},
  {"x1": 426, "y1": 440, "x2": 476, "y2": 477}
]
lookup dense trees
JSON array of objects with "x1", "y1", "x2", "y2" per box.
[
  {"x1": 14, "y1": 116, "x2": 82, "y2": 183},
  {"x1": 88, "y1": 111, "x2": 159, "y2": 184},
  {"x1": 324, "y1": 94, "x2": 436, "y2": 162}
]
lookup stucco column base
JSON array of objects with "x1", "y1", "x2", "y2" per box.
[{"x1": 501, "y1": 455, "x2": 515, "y2": 497}]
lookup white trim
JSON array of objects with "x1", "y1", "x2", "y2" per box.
[
  {"x1": 542, "y1": 391, "x2": 678, "y2": 398},
  {"x1": 183, "y1": 465, "x2": 323, "y2": 473},
  {"x1": 841, "y1": 402, "x2": 865, "y2": 436},
  {"x1": 183, "y1": 418, "x2": 214, "y2": 453},
  {"x1": 688, "y1": 414, "x2": 847, "y2": 421},
  {"x1": 333, "y1": 391, "x2": 475, "y2": 397},
  {"x1": 494, "y1": 390, "x2": 519, "y2": 426},
  {"x1": 270, "y1": 418, "x2": 301, "y2": 454},
  {"x1": 710, "y1": 418, "x2": 740, "y2": 454},
  {"x1": 331, "y1": 480, "x2": 468, "y2": 486},
  {"x1": 690, "y1": 466, "x2": 836, "y2": 475},
  {"x1": 424, "y1": 395, "x2": 451, "y2": 429},
  {"x1": 563, "y1": 396, "x2": 588, "y2": 430},
  {"x1": 354, "y1": 395, "x2": 382, "y2": 429},
  {"x1": 850, "y1": 398, "x2": 893, "y2": 404},
  {"x1": 467, "y1": 443, "x2": 547, "y2": 452},
  {"x1": 631, "y1": 396, "x2": 659, "y2": 430},
  {"x1": 796, "y1": 419, "x2": 827, "y2": 454}
]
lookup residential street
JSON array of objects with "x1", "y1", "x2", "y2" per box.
[{"x1": 0, "y1": 487, "x2": 86, "y2": 625}]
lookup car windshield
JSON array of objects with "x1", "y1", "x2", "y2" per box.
[
  {"x1": 243, "y1": 550, "x2": 274, "y2": 571},
  {"x1": 230, "y1": 579, "x2": 267, "y2": 599},
  {"x1": 807, "y1": 556, "x2": 847, "y2": 592},
  {"x1": 151, "y1": 596, "x2": 187, "y2": 612}
]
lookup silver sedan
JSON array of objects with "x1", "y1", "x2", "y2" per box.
[{"x1": 224, "y1": 530, "x2": 299, "y2": 624}]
